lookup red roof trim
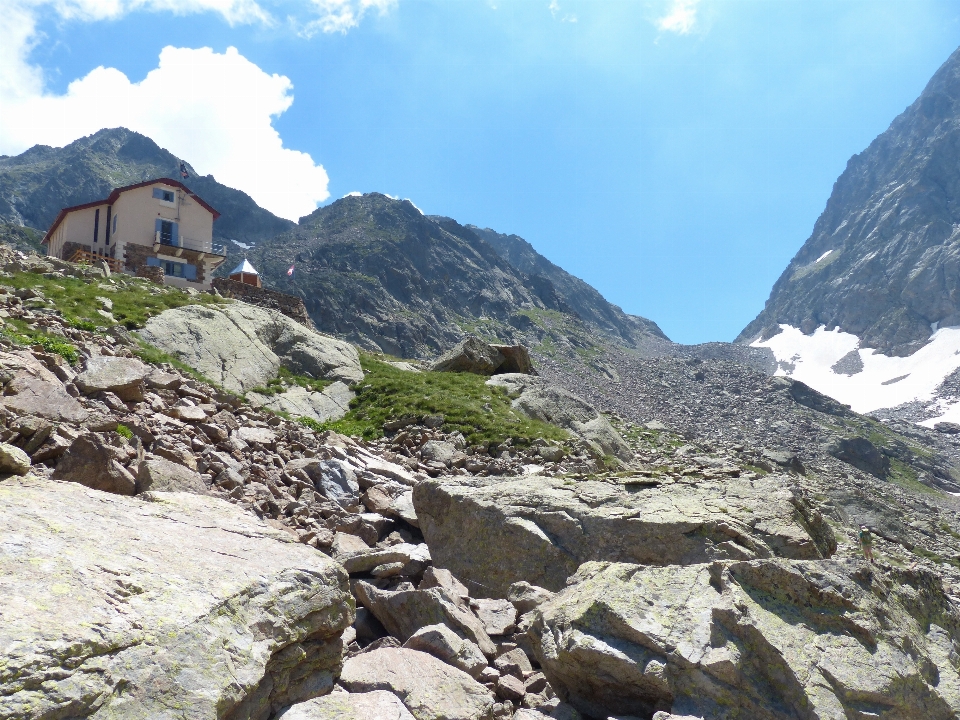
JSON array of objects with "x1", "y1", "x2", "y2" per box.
[{"x1": 42, "y1": 178, "x2": 220, "y2": 245}]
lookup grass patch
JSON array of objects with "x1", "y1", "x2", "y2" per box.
[
  {"x1": 251, "y1": 367, "x2": 334, "y2": 396},
  {"x1": 116, "y1": 424, "x2": 133, "y2": 440},
  {"x1": 3, "y1": 271, "x2": 223, "y2": 330},
  {"x1": 888, "y1": 457, "x2": 942, "y2": 496},
  {"x1": 133, "y1": 339, "x2": 214, "y2": 385},
  {"x1": 319, "y1": 353, "x2": 568, "y2": 446},
  {"x1": 2, "y1": 318, "x2": 78, "y2": 363}
]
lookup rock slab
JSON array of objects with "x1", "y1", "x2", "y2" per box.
[
  {"x1": 139, "y1": 303, "x2": 363, "y2": 393},
  {"x1": 529, "y1": 559, "x2": 960, "y2": 719},
  {"x1": 0, "y1": 476, "x2": 354, "y2": 719},
  {"x1": 414, "y1": 474, "x2": 835, "y2": 596}
]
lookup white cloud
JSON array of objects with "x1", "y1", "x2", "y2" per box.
[
  {"x1": 657, "y1": 0, "x2": 699, "y2": 34},
  {"x1": 547, "y1": 0, "x2": 576, "y2": 23},
  {"x1": 0, "y1": 0, "x2": 397, "y2": 221},
  {"x1": 1, "y1": 45, "x2": 328, "y2": 220},
  {"x1": 299, "y1": 0, "x2": 396, "y2": 37}
]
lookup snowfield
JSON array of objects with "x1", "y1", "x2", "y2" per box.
[{"x1": 751, "y1": 324, "x2": 960, "y2": 425}]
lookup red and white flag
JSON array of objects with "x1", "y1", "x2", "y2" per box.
[{"x1": 287, "y1": 264, "x2": 295, "y2": 277}]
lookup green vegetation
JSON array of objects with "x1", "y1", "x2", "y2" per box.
[
  {"x1": 320, "y1": 353, "x2": 568, "y2": 445},
  {"x1": 3, "y1": 272, "x2": 223, "y2": 330},
  {"x1": 1, "y1": 317, "x2": 78, "y2": 363},
  {"x1": 116, "y1": 424, "x2": 133, "y2": 440},
  {"x1": 250, "y1": 367, "x2": 333, "y2": 396},
  {"x1": 133, "y1": 339, "x2": 213, "y2": 385},
  {"x1": 888, "y1": 457, "x2": 942, "y2": 496}
]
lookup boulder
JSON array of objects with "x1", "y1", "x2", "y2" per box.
[
  {"x1": 507, "y1": 581, "x2": 555, "y2": 615},
  {"x1": 0, "y1": 350, "x2": 88, "y2": 422},
  {"x1": 0, "y1": 476, "x2": 354, "y2": 719},
  {"x1": 491, "y1": 344, "x2": 533, "y2": 374},
  {"x1": 828, "y1": 436, "x2": 890, "y2": 478},
  {"x1": 287, "y1": 458, "x2": 360, "y2": 508},
  {"x1": 279, "y1": 690, "x2": 416, "y2": 719},
  {"x1": 249, "y1": 381, "x2": 355, "y2": 423},
  {"x1": 75, "y1": 355, "x2": 149, "y2": 401},
  {"x1": 421, "y1": 439, "x2": 461, "y2": 466},
  {"x1": 414, "y1": 474, "x2": 836, "y2": 596},
  {"x1": 136, "y1": 456, "x2": 207, "y2": 494},
  {"x1": 403, "y1": 623, "x2": 488, "y2": 679},
  {"x1": 529, "y1": 559, "x2": 960, "y2": 720},
  {"x1": 353, "y1": 580, "x2": 497, "y2": 656},
  {"x1": 0, "y1": 442, "x2": 31, "y2": 475},
  {"x1": 486, "y1": 374, "x2": 631, "y2": 460},
  {"x1": 431, "y1": 336, "x2": 506, "y2": 375},
  {"x1": 474, "y1": 598, "x2": 517, "y2": 636},
  {"x1": 139, "y1": 303, "x2": 363, "y2": 393},
  {"x1": 51, "y1": 432, "x2": 137, "y2": 495},
  {"x1": 340, "y1": 647, "x2": 500, "y2": 720}
]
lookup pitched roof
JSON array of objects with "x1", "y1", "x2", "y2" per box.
[
  {"x1": 42, "y1": 178, "x2": 220, "y2": 245},
  {"x1": 230, "y1": 259, "x2": 259, "y2": 275}
]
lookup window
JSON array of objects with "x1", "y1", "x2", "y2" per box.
[
  {"x1": 93, "y1": 209, "x2": 99, "y2": 244},
  {"x1": 165, "y1": 261, "x2": 185, "y2": 277},
  {"x1": 152, "y1": 188, "x2": 175, "y2": 203},
  {"x1": 112, "y1": 213, "x2": 118, "y2": 234},
  {"x1": 159, "y1": 220, "x2": 174, "y2": 245}
]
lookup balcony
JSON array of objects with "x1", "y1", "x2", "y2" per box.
[
  {"x1": 68, "y1": 248, "x2": 121, "y2": 272},
  {"x1": 154, "y1": 232, "x2": 227, "y2": 257}
]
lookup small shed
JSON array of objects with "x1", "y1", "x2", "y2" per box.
[{"x1": 229, "y1": 259, "x2": 261, "y2": 288}]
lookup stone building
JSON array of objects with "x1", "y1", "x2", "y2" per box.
[{"x1": 42, "y1": 178, "x2": 227, "y2": 291}]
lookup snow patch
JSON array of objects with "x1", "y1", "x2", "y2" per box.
[
  {"x1": 752, "y1": 324, "x2": 960, "y2": 414},
  {"x1": 815, "y1": 249, "x2": 833, "y2": 263}
]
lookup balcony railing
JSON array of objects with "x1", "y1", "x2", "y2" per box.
[
  {"x1": 68, "y1": 248, "x2": 121, "y2": 272},
  {"x1": 155, "y1": 232, "x2": 227, "y2": 256}
]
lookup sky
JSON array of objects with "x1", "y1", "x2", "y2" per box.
[{"x1": 1, "y1": 0, "x2": 959, "y2": 344}]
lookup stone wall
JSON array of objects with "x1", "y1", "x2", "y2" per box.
[
  {"x1": 60, "y1": 241, "x2": 89, "y2": 262},
  {"x1": 124, "y1": 243, "x2": 207, "y2": 285},
  {"x1": 137, "y1": 265, "x2": 164, "y2": 283},
  {"x1": 212, "y1": 277, "x2": 314, "y2": 328}
]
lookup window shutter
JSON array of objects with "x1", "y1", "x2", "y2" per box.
[
  {"x1": 171, "y1": 222, "x2": 179, "y2": 247},
  {"x1": 146, "y1": 257, "x2": 161, "y2": 267},
  {"x1": 184, "y1": 264, "x2": 197, "y2": 281},
  {"x1": 152, "y1": 188, "x2": 163, "y2": 199},
  {"x1": 154, "y1": 218, "x2": 162, "y2": 235}
]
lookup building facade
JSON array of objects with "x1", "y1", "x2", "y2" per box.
[{"x1": 43, "y1": 179, "x2": 227, "y2": 290}]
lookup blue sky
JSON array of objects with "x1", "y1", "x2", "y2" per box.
[{"x1": 3, "y1": 1, "x2": 959, "y2": 344}]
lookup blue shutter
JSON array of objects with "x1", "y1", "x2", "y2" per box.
[
  {"x1": 146, "y1": 257, "x2": 161, "y2": 267},
  {"x1": 171, "y1": 222, "x2": 179, "y2": 247},
  {"x1": 184, "y1": 263, "x2": 197, "y2": 281},
  {"x1": 154, "y1": 218, "x2": 162, "y2": 241},
  {"x1": 152, "y1": 188, "x2": 164, "y2": 199}
]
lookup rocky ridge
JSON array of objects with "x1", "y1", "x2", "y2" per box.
[{"x1": 738, "y1": 46, "x2": 960, "y2": 356}]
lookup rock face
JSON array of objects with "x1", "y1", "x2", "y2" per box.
[
  {"x1": 339, "y1": 647, "x2": 500, "y2": 720},
  {"x1": 139, "y1": 302, "x2": 363, "y2": 393},
  {"x1": 738, "y1": 47, "x2": 960, "y2": 356},
  {"x1": 248, "y1": 381, "x2": 355, "y2": 423},
  {"x1": 486, "y1": 373, "x2": 631, "y2": 460},
  {"x1": 414, "y1": 474, "x2": 835, "y2": 596},
  {"x1": 0, "y1": 476, "x2": 353, "y2": 719},
  {"x1": 0, "y1": 350, "x2": 88, "y2": 422},
  {"x1": 528, "y1": 559, "x2": 960, "y2": 720},
  {"x1": 74, "y1": 355, "x2": 150, "y2": 401},
  {"x1": 279, "y1": 690, "x2": 416, "y2": 720}
]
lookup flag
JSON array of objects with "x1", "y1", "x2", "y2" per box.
[
  {"x1": 287, "y1": 264, "x2": 295, "y2": 277},
  {"x1": 179, "y1": 161, "x2": 189, "y2": 179}
]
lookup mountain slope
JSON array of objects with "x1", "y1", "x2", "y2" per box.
[
  {"x1": 739, "y1": 46, "x2": 960, "y2": 357},
  {"x1": 467, "y1": 225, "x2": 667, "y2": 345},
  {"x1": 224, "y1": 193, "x2": 669, "y2": 358},
  {"x1": 0, "y1": 127, "x2": 293, "y2": 245}
]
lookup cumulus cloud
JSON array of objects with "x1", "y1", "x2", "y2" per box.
[
  {"x1": 0, "y1": 0, "x2": 398, "y2": 220},
  {"x1": 657, "y1": 0, "x2": 699, "y2": 34}
]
